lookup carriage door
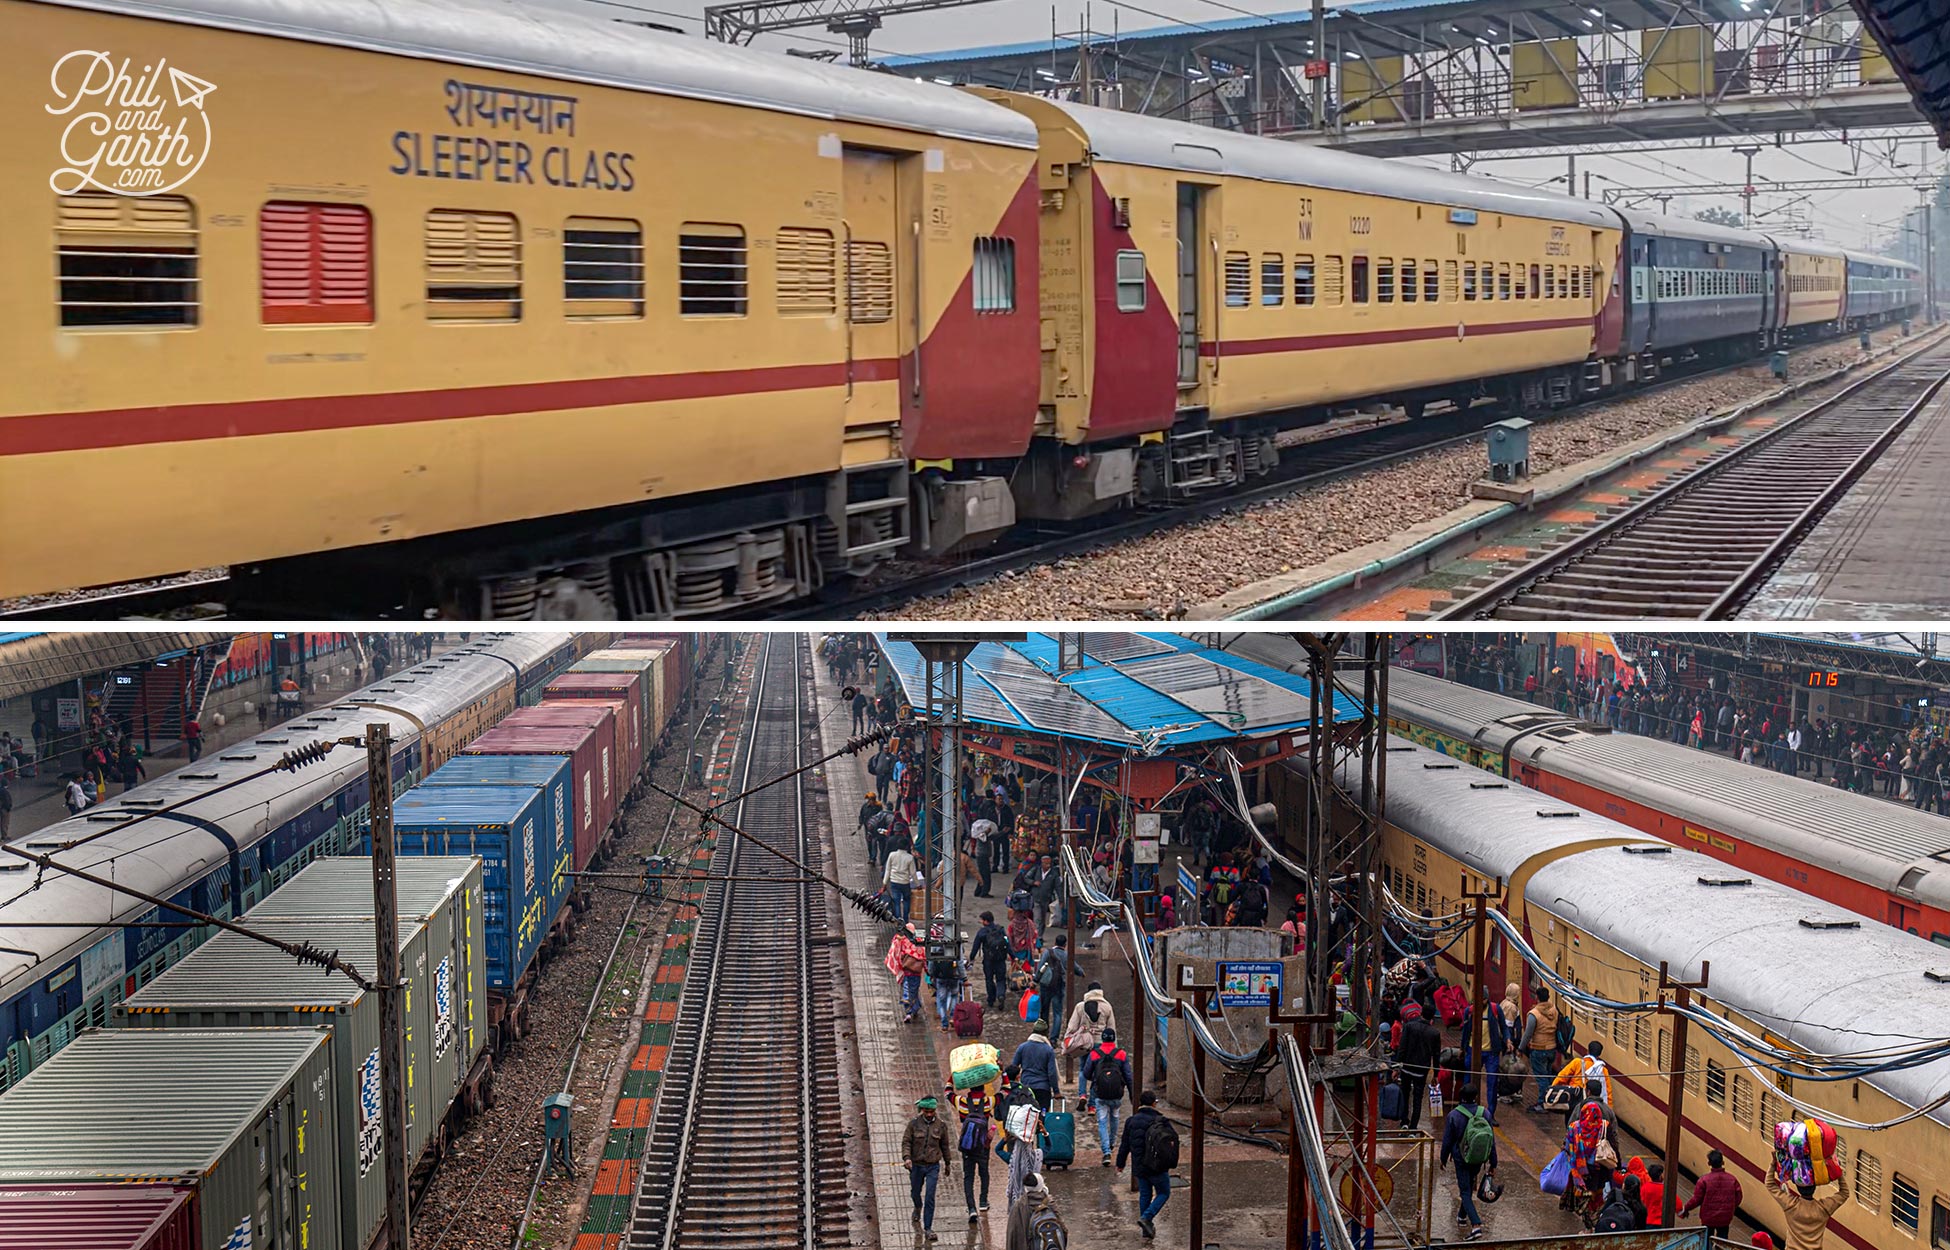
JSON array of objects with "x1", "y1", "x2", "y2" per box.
[
  {"x1": 1176, "y1": 183, "x2": 1204, "y2": 385},
  {"x1": 841, "y1": 149, "x2": 903, "y2": 434}
]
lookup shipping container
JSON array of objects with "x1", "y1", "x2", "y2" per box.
[
  {"x1": 524, "y1": 699, "x2": 637, "y2": 804},
  {"x1": 572, "y1": 654, "x2": 663, "y2": 746},
  {"x1": 462, "y1": 719, "x2": 612, "y2": 872},
  {"x1": 0, "y1": 1185, "x2": 195, "y2": 1250},
  {"x1": 248, "y1": 859, "x2": 487, "y2": 1068},
  {"x1": 388, "y1": 772, "x2": 570, "y2": 997},
  {"x1": 587, "y1": 645, "x2": 676, "y2": 743},
  {"x1": 0, "y1": 1029, "x2": 340, "y2": 1250},
  {"x1": 117, "y1": 914, "x2": 478, "y2": 1250},
  {"x1": 547, "y1": 670, "x2": 647, "y2": 774}
]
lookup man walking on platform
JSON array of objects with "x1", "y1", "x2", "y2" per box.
[
  {"x1": 1117, "y1": 1091, "x2": 1177, "y2": 1240},
  {"x1": 902, "y1": 1096, "x2": 955, "y2": 1243}
]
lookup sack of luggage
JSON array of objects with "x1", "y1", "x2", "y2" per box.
[
  {"x1": 952, "y1": 998, "x2": 986, "y2": 1039},
  {"x1": 951, "y1": 1042, "x2": 1001, "y2": 1091},
  {"x1": 1041, "y1": 1098, "x2": 1077, "y2": 1169},
  {"x1": 1006, "y1": 888, "x2": 1032, "y2": 913},
  {"x1": 1433, "y1": 984, "x2": 1468, "y2": 1027},
  {"x1": 1539, "y1": 1150, "x2": 1572, "y2": 1196},
  {"x1": 1774, "y1": 1117, "x2": 1842, "y2": 1186}
]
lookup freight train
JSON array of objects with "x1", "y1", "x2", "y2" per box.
[
  {"x1": 1302, "y1": 740, "x2": 1950, "y2": 1250},
  {"x1": 0, "y1": 631, "x2": 712, "y2": 1250},
  {"x1": 0, "y1": 631, "x2": 710, "y2": 1094},
  {"x1": 1381, "y1": 666, "x2": 1950, "y2": 947},
  {"x1": 2, "y1": 0, "x2": 1924, "y2": 616}
]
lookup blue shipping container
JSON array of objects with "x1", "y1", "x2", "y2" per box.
[
  {"x1": 420, "y1": 754, "x2": 578, "y2": 906},
  {"x1": 384, "y1": 760, "x2": 571, "y2": 992}
]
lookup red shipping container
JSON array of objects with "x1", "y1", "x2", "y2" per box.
[
  {"x1": 606, "y1": 635, "x2": 691, "y2": 720},
  {"x1": 529, "y1": 698, "x2": 639, "y2": 800},
  {"x1": 465, "y1": 716, "x2": 612, "y2": 871},
  {"x1": 0, "y1": 1186, "x2": 196, "y2": 1250},
  {"x1": 544, "y1": 672, "x2": 645, "y2": 780}
]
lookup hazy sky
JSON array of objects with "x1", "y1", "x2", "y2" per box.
[{"x1": 537, "y1": 0, "x2": 1944, "y2": 251}]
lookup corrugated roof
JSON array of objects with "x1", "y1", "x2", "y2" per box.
[
  {"x1": 246, "y1": 856, "x2": 478, "y2": 920},
  {"x1": 0, "y1": 1029, "x2": 328, "y2": 1177},
  {"x1": 0, "y1": 633, "x2": 229, "y2": 703},
  {"x1": 875, "y1": 631, "x2": 1363, "y2": 748},
  {"x1": 124, "y1": 919, "x2": 416, "y2": 1007},
  {"x1": 423, "y1": 755, "x2": 570, "y2": 786},
  {"x1": 1850, "y1": 0, "x2": 1950, "y2": 146},
  {"x1": 395, "y1": 785, "x2": 541, "y2": 827}
]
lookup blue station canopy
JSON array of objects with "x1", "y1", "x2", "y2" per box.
[{"x1": 875, "y1": 632, "x2": 1366, "y2": 749}]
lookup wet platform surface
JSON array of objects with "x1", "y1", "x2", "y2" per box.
[{"x1": 1745, "y1": 367, "x2": 1950, "y2": 618}]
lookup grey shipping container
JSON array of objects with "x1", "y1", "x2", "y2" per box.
[
  {"x1": 247, "y1": 856, "x2": 488, "y2": 1065},
  {"x1": 0, "y1": 1028, "x2": 340, "y2": 1250},
  {"x1": 116, "y1": 912, "x2": 483, "y2": 1250}
]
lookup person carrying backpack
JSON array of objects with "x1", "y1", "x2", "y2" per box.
[
  {"x1": 1438, "y1": 1082, "x2": 1498, "y2": 1240},
  {"x1": 969, "y1": 911, "x2": 1012, "y2": 1010},
  {"x1": 1005, "y1": 1172, "x2": 1067, "y2": 1250},
  {"x1": 1116, "y1": 1091, "x2": 1178, "y2": 1240},
  {"x1": 1034, "y1": 936, "x2": 1068, "y2": 1028},
  {"x1": 952, "y1": 1086, "x2": 995, "y2": 1222},
  {"x1": 1079, "y1": 1028, "x2": 1132, "y2": 1165}
]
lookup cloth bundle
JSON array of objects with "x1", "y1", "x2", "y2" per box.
[
  {"x1": 1772, "y1": 1118, "x2": 1841, "y2": 1187},
  {"x1": 951, "y1": 1042, "x2": 1002, "y2": 1091}
]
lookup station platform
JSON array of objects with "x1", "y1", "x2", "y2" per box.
[
  {"x1": 812, "y1": 661, "x2": 1781, "y2": 1249},
  {"x1": 1744, "y1": 366, "x2": 1950, "y2": 618}
]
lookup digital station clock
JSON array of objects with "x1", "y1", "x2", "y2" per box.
[{"x1": 1804, "y1": 670, "x2": 1843, "y2": 688}]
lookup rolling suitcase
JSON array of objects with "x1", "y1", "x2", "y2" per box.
[{"x1": 1040, "y1": 1097, "x2": 1077, "y2": 1170}]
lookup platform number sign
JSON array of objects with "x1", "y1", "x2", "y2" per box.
[{"x1": 1805, "y1": 670, "x2": 1842, "y2": 687}]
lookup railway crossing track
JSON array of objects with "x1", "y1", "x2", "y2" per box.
[
  {"x1": 1433, "y1": 347, "x2": 1950, "y2": 620},
  {"x1": 627, "y1": 634, "x2": 848, "y2": 1250}
]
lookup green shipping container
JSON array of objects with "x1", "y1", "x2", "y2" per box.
[{"x1": 0, "y1": 1028, "x2": 341, "y2": 1250}]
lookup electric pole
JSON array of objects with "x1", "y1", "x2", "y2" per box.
[
  {"x1": 1734, "y1": 144, "x2": 1761, "y2": 224},
  {"x1": 367, "y1": 723, "x2": 411, "y2": 1250}
]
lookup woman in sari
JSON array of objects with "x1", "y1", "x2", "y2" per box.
[{"x1": 1561, "y1": 1100, "x2": 1609, "y2": 1211}]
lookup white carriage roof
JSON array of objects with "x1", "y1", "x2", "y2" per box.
[
  {"x1": 1036, "y1": 99, "x2": 1620, "y2": 229},
  {"x1": 1377, "y1": 740, "x2": 1950, "y2": 1130},
  {"x1": 39, "y1": 0, "x2": 1038, "y2": 148},
  {"x1": 1612, "y1": 206, "x2": 1772, "y2": 249}
]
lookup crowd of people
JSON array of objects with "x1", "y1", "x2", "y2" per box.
[{"x1": 1441, "y1": 635, "x2": 1950, "y2": 811}]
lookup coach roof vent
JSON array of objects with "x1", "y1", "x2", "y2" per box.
[
  {"x1": 1424, "y1": 762, "x2": 1460, "y2": 770},
  {"x1": 219, "y1": 754, "x2": 259, "y2": 762},
  {"x1": 1798, "y1": 917, "x2": 1862, "y2": 930},
  {"x1": 1387, "y1": 745, "x2": 1417, "y2": 752},
  {"x1": 1469, "y1": 782, "x2": 1508, "y2": 790},
  {"x1": 1697, "y1": 875, "x2": 1751, "y2": 887},
  {"x1": 1926, "y1": 969, "x2": 1950, "y2": 984},
  {"x1": 1537, "y1": 810, "x2": 1582, "y2": 819},
  {"x1": 1622, "y1": 845, "x2": 1672, "y2": 855}
]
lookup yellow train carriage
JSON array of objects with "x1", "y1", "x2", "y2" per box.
[
  {"x1": 1780, "y1": 240, "x2": 1847, "y2": 335},
  {"x1": 2, "y1": 0, "x2": 1040, "y2": 613},
  {"x1": 980, "y1": 95, "x2": 1623, "y2": 518},
  {"x1": 1367, "y1": 744, "x2": 1950, "y2": 1250}
]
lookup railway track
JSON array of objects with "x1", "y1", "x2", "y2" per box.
[
  {"x1": 628, "y1": 634, "x2": 847, "y2": 1250},
  {"x1": 783, "y1": 345, "x2": 1850, "y2": 620},
  {"x1": 1433, "y1": 345, "x2": 1950, "y2": 620}
]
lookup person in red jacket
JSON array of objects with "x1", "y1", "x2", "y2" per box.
[
  {"x1": 1640, "y1": 1162, "x2": 1667, "y2": 1227},
  {"x1": 1682, "y1": 1149, "x2": 1744, "y2": 1239}
]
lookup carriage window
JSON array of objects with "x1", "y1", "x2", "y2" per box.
[
  {"x1": 1497, "y1": 263, "x2": 1512, "y2": 300},
  {"x1": 1225, "y1": 251, "x2": 1251, "y2": 307},
  {"x1": 261, "y1": 201, "x2": 372, "y2": 324},
  {"x1": 776, "y1": 227, "x2": 838, "y2": 316},
  {"x1": 1401, "y1": 260, "x2": 1418, "y2": 303},
  {"x1": 1855, "y1": 1151, "x2": 1882, "y2": 1212},
  {"x1": 1261, "y1": 254, "x2": 1284, "y2": 306},
  {"x1": 1377, "y1": 259, "x2": 1394, "y2": 303},
  {"x1": 1928, "y1": 1196, "x2": 1946, "y2": 1249},
  {"x1": 1116, "y1": 249, "x2": 1147, "y2": 312},
  {"x1": 973, "y1": 236, "x2": 1016, "y2": 313},
  {"x1": 58, "y1": 192, "x2": 200, "y2": 327},
  {"x1": 1351, "y1": 256, "x2": 1370, "y2": 304},
  {"x1": 1320, "y1": 255, "x2": 1344, "y2": 306},
  {"x1": 1730, "y1": 1073, "x2": 1753, "y2": 1127},
  {"x1": 1891, "y1": 1174, "x2": 1919, "y2": 1234},
  {"x1": 1684, "y1": 1045, "x2": 1701, "y2": 1094},
  {"x1": 1704, "y1": 1058, "x2": 1726, "y2": 1109},
  {"x1": 1439, "y1": 261, "x2": 1454, "y2": 302},
  {"x1": 563, "y1": 216, "x2": 644, "y2": 318},
  {"x1": 426, "y1": 209, "x2": 522, "y2": 321},
  {"x1": 1462, "y1": 262, "x2": 1477, "y2": 300},
  {"x1": 846, "y1": 240, "x2": 892, "y2": 323},
  {"x1": 679, "y1": 223, "x2": 748, "y2": 316},
  {"x1": 1528, "y1": 263, "x2": 1540, "y2": 299},
  {"x1": 1293, "y1": 255, "x2": 1316, "y2": 306}
]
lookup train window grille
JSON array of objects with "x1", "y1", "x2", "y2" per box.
[
  {"x1": 679, "y1": 224, "x2": 749, "y2": 316},
  {"x1": 1401, "y1": 260, "x2": 1418, "y2": 303},
  {"x1": 1377, "y1": 260, "x2": 1394, "y2": 303},
  {"x1": 1931, "y1": 1197, "x2": 1947, "y2": 1249},
  {"x1": 1225, "y1": 252, "x2": 1251, "y2": 307},
  {"x1": 1261, "y1": 254, "x2": 1284, "y2": 306},
  {"x1": 260, "y1": 202, "x2": 372, "y2": 324},
  {"x1": 1759, "y1": 1088, "x2": 1785, "y2": 1134},
  {"x1": 1117, "y1": 250, "x2": 1148, "y2": 311},
  {"x1": 1320, "y1": 256, "x2": 1344, "y2": 306},
  {"x1": 1705, "y1": 1058, "x2": 1726, "y2": 1109},
  {"x1": 1462, "y1": 263, "x2": 1477, "y2": 301},
  {"x1": 1684, "y1": 1044, "x2": 1701, "y2": 1095},
  {"x1": 1634, "y1": 1015, "x2": 1652, "y2": 1063},
  {"x1": 845, "y1": 240, "x2": 892, "y2": 323},
  {"x1": 1441, "y1": 261, "x2": 1457, "y2": 302},
  {"x1": 1731, "y1": 1073, "x2": 1753, "y2": 1127},
  {"x1": 1611, "y1": 1013, "x2": 1629, "y2": 1046},
  {"x1": 1293, "y1": 256, "x2": 1316, "y2": 306},
  {"x1": 56, "y1": 192, "x2": 199, "y2": 328},
  {"x1": 1524, "y1": 263, "x2": 1537, "y2": 299},
  {"x1": 973, "y1": 236, "x2": 1016, "y2": 313},
  {"x1": 1893, "y1": 1175, "x2": 1920, "y2": 1234},
  {"x1": 1498, "y1": 264, "x2": 1512, "y2": 300},
  {"x1": 562, "y1": 216, "x2": 644, "y2": 317},
  {"x1": 424, "y1": 209, "x2": 522, "y2": 321},
  {"x1": 775, "y1": 227, "x2": 837, "y2": 315},
  {"x1": 1657, "y1": 1026, "x2": 1670, "y2": 1075}
]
